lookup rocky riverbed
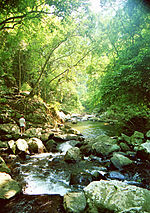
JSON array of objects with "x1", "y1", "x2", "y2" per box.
[{"x1": 0, "y1": 100, "x2": 150, "y2": 213}]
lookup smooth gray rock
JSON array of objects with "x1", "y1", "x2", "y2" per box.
[
  {"x1": 16, "y1": 138, "x2": 29, "y2": 153},
  {"x1": 64, "y1": 147, "x2": 82, "y2": 162},
  {"x1": 110, "y1": 152, "x2": 133, "y2": 170},
  {"x1": 84, "y1": 180, "x2": 150, "y2": 213}
]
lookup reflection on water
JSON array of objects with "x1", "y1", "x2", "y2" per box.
[{"x1": 69, "y1": 121, "x2": 120, "y2": 138}]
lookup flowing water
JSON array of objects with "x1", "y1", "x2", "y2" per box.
[
  {"x1": 17, "y1": 121, "x2": 119, "y2": 196},
  {"x1": 2, "y1": 121, "x2": 150, "y2": 212}
]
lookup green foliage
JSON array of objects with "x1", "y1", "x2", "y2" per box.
[
  {"x1": 0, "y1": 0, "x2": 150, "y2": 121},
  {"x1": 80, "y1": 0, "x2": 150, "y2": 121},
  {"x1": 0, "y1": 98, "x2": 7, "y2": 104},
  {"x1": 21, "y1": 83, "x2": 32, "y2": 91}
]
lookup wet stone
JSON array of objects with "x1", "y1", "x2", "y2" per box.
[{"x1": 107, "y1": 171, "x2": 126, "y2": 180}]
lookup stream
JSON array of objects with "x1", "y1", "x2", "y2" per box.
[
  {"x1": 1, "y1": 121, "x2": 150, "y2": 212},
  {"x1": 18, "y1": 121, "x2": 120, "y2": 196}
]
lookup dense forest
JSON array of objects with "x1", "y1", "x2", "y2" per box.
[
  {"x1": 0, "y1": 0, "x2": 150, "y2": 131},
  {"x1": 1, "y1": 1, "x2": 150, "y2": 211}
]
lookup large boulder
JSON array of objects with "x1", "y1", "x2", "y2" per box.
[
  {"x1": 64, "y1": 192, "x2": 86, "y2": 213},
  {"x1": 16, "y1": 138, "x2": 29, "y2": 153},
  {"x1": 84, "y1": 180, "x2": 150, "y2": 213},
  {"x1": 81, "y1": 135, "x2": 120, "y2": 157},
  {"x1": 27, "y1": 137, "x2": 46, "y2": 153},
  {"x1": 64, "y1": 147, "x2": 82, "y2": 163},
  {"x1": 110, "y1": 153, "x2": 133, "y2": 170},
  {"x1": 8, "y1": 139, "x2": 29, "y2": 155},
  {"x1": 0, "y1": 157, "x2": 11, "y2": 173},
  {"x1": 0, "y1": 172, "x2": 21, "y2": 199},
  {"x1": 92, "y1": 142, "x2": 120, "y2": 157},
  {"x1": 91, "y1": 135, "x2": 120, "y2": 157}
]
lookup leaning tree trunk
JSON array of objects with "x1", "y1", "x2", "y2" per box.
[{"x1": 18, "y1": 49, "x2": 21, "y2": 95}]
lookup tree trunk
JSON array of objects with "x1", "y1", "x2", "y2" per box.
[{"x1": 18, "y1": 49, "x2": 21, "y2": 94}]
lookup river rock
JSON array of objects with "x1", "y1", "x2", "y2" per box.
[
  {"x1": 84, "y1": 180, "x2": 150, "y2": 213},
  {"x1": 130, "y1": 131, "x2": 144, "y2": 146},
  {"x1": 45, "y1": 139, "x2": 57, "y2": 152},
  {"x1": 52, "y1": 133, "x2": 82, "y2": 142},
  {"x1": 137, "y1": 140, "x2": 150, "y2": 160},
  {"x1": 121, "y1": 133, "x2": 131, "y2": 144},
  {"x1": 80, "y1": 143, "x2": 92, "y2": 156},
  {"x1": 27, "y1": 137, "x2": 46, "y2": 153},
  {"x1": 64, "y1": 127, "x2": 81, "y2": 135},
  {"x1": 70, "y1": 172, "x2": 93, "y2": 186},
  {"x1": 120, "y1": 142, "x2": 131, "y2": 152},
  {"x1": 110, "y1": 152, "x2": 133, "y2": 170},
  {"x1": 0, "y1": 141, "x2": 8, "y2": 148},
  {"x1": 1, "y1": 194, "x2": 64, "y2": 212},
  {"x1": 80, "y1": 136, "x2": 120, "y2": 157},
  {"x1": 71, "y1": 118, "x2": 78, "y2": 124},
  {"x1": 8, "y1": 140, "x2": 16, "y2": 154},
  {"x1": 0, "y1": 157, "x2": 11, "y2": 173},
  {"x1": 107, "y1": 171, "x2": 126, "y2": 180},
  {"x1": 0, "y1": 123, "x2": 20, "y2": 140},
  {"x1": 64, "y1": 192, "x2": 86, "y2": 213},
  {"x1": 16, "y1": 138, "x2": 29, "y2": 153},
  {"x1": 92, "y1": 141, "x2": 120, "y2": 157},
  {"x1": 0, "y1": 172, "x2": 21, "y2": 199},
  {"x1": 66, "y1": 134, "x2": 84, "y2": 141},
  {"x1": 64, "y1": 147, "x2": 82, "y2": 163}
]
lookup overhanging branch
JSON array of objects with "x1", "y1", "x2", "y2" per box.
[
  {"x1": 48, "y1": 46, "x2": 96, "y2": 84},
  {"x1": 0, "y1": 10, "x2": 53, "y2": 31}
]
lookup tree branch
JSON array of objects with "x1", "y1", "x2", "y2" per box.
[
  {"x1": 27, "y1": 37, "x2": 68, "y2": 98},
  {"x1": 48, "y1": 46, "x2": 96, "y2": 84},
  {"x1": 0, "y1": 10, "x2": 53, "y2": 31}
]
